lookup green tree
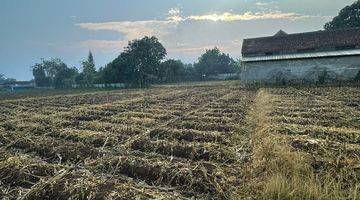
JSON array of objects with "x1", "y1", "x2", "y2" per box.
[
  {"x1": 32, "y1": 63, "x2": 50, "y2": 87},
  {"x1": 194, "y1": 47, "x2": 236, "y2": 79},
  {"x1": 53, "y1": 66, "x2": 78, "y2": 89},
  {"x1": 96, "y1": 65, "x2": 118, "y2": 84},
  {"x1": 103, "y1": 53, "x2": 130, "y2": 84},
  {"x1": 31, "y1": 58, "x2": 77, "y2": 89},
  {"x1": 159, "y1": 59, "x2": 186, "y2": 83},
  {"x1": 183, "y1": 64, "x2": 198, "y2": 82},
  {"x1": 125, "y1": 36, "x2": 166, "y2": 87},
  {"x1": 325, "y1": 1, "x2": 360, "y2": 30},
  {"x1": 75, "y1": 72, "x2": 84, "y2": 85},
  {"x1": 102, "y1": 36, "x2": 166, "y2": 87},
  {"x1": 82, "y1": 51, "x2": 96, "y2": 86}
]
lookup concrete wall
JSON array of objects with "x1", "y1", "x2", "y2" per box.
[{"x1": 240, "y1": 56, "x2": 360, "y2": 84}]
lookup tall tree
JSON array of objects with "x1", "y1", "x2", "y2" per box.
[
  {"x1": 125, "y1": 36, "x2": 166, "y2": 87},
  {"x1": 82, "y1": 51, "x2": 96, "y2": 86},
  {"x1": 102, "y1": 36, "x2": 166, "y2": 87},
  {"x1": 194, "y1": 47, "x2": 236, "y2": 79},
  {"x1": 325, "y1": 0, "x2": 360, "y2": 30}
]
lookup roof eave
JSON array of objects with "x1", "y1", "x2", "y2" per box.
[{"x1": 242, "y1": 49, "x2": 360, "y2": 62}]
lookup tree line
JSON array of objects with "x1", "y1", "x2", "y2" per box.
[{"x1": 32, "y1": 36, "x2": 238, "y2": 89}]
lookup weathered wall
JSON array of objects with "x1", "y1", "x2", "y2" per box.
[{"x1": 240, "y1": 56, "x2": 360, "y2": 84}]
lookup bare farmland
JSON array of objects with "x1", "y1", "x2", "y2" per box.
[{"x1": 0, "y1": 82, "x2": 359, "y2": 199}]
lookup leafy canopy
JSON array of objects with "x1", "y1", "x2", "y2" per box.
[
  {"x1": 325, "y1": 0, "x2": 360, "y2": 30},
  {"x1": 100, "y1": 36, "x2": 166, "y2": 87},
  {"x1": 32, "y1": 58, "x2": 78, "y2": 88},
  {"x1": 194, "y1": 47, "x2": 236, "y2": 78},
  {"x1": 159, "y1": 59, "x2": 186, "y2": 83}
]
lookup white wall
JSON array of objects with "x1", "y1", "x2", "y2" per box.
[{"x1": 240, "y1": 56, "x2": 360, "y2": 84}]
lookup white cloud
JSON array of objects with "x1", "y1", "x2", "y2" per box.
[
  {"x1": 187, "y1": 11, "x2": 320, "y2": 22},
  {"x1": 77, "y1": 7, "x2": 186, "y2": 52},
  {"x1": 77, "y1": 20, "x2": 179, "y2": 52},
  {"x1": 78, "y1": 10, "x2": 322, "y2": 41},
  {"x1": 77, "y1": 20, "x2": 177, "y2": 40},
  {"x1": 167, "y1": 7, "x2": 183, "y2": 21},
  {"x1": 255, "y1": 1, "x2": 278, "y2": 7},
  {"x1": 256, "y1": 2, "x2": 271, "y2": 6},
  {"x1": 77, "y1": 8, "x2": 329, "y2": 58}
]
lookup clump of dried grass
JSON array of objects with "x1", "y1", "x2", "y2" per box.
[
  {"x1": 242, "y1": 89, "x2": 359, "y2": 200},
  {"x1": 78, "y1": 121, "x2": 144, "y2": 143},
  {"x1": 10, "y1": 137, "x2": 99, "y2": 163},
  {"x1": 89, "y1": 155, "x2": 229, "y2": 198},
  {"x1": 58, "y1": 129, "x2": 116, "y2": 148},
  {"x1": 172, "y1": 121, "x2": 234, "y2": 132},
  {"x1": 149, "y1": 128, "x2": 228, "y2": 144},
  {"x1": 22, "y1": 169, "x2": 157, "y2": 200},
  {"x1": 273, "y1": 123, "x2": 359, "y2": 144},
  {"x1": 131, "y1": 138, "x2": 236, "y2": 163},
  {"x1": 0, "y1": 133, "x2": 11, "y2": 147},
  {"x1": 0, "y1": 156, "x2": 58, "y2": 190}
]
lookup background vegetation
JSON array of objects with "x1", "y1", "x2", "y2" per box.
[
  {"x1": 325, "y1": 0, "x2": 360, "y2": 30},
  {"x1": 30, "y1": 37, "x2": 237, "y2": 89}
]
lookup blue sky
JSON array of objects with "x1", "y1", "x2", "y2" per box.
[{"x1": 0, "y1": 0, "x2": 355, "y2": 80}]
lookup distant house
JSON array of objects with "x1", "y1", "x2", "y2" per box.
[{"x1": 240, "y1": 28, "x2": 360, "y2": 84}]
